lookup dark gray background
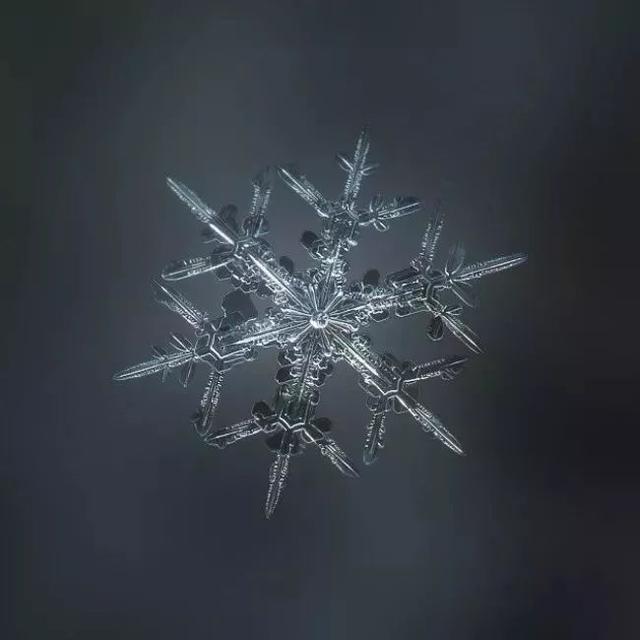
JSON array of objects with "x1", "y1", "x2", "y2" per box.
[{"x1": 3, "y1": 1, "x2": 639, "y2": 638}]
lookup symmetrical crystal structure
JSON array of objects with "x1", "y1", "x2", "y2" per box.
[{"x1": 114, "y1": 129, "x2": 526, "y2": 517}]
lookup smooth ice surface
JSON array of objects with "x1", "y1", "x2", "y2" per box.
[{"x1": 114, "y1": 129, "x2": 526, "y2": 517}]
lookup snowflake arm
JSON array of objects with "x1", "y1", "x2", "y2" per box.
[
  {"x1": 251, "y1": 337, "x2": 358, "y2": 516},
  {"x1": 165, "y1": 177, "x2": 311, "y2": 311},
  {"x1": 328, "y1": 329, "x2": 465, "y2": 458},
  {"x1": 278, "y1": 130, "x2": 422, "y2": 259}
]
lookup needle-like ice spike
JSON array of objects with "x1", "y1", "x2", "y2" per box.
[
  {"x1": 438, "y1": 308, "x2": 482, "y2": 353},
  {"x1": 166, "y1": 178, "x2": 217, "y2": 225},
  {"x1": 449, "y1": 281, "x2": 478, "y2": 308},
  {"x1": 318, "y1": 437, "x2": 360, "y2": 477},
  {"x1": 342, "y1": 128, "x2": 371, "y2": 202},
  {"x1": 152, "y1": 280, "x2": 208, "y2": 329},
  {"x1": 179, "y1": 360, "x2": 196, "y2": 388},
  {"x1": 113, "y1": 350, "x2": 194, "y2": 381},
  {"x1": 404, "y1": 356, "x2": 468, "y2": 383},
  {"x1": 419, "y1": 212, "x2": 444, "y2": 266},
  {"x1": 193, "y1": 369, "x2": 225, "y2": 436},
  {"x1": 277, "y1": 165, "x2": 330, "y2": 216},
  {"x1": 169, "y1": 332, "x2": 192, "y2": 351},
  {"x1": 265, "y1": 433, "x2": 293, "y2": 518},
  {"x1": 161, "y1": 252, "x2": 234, "y2": 281},
  {"x1": 363, "y1": 398, "x2": 387, "y2": 465},
  {"x1": 397, "y1": 392, "x2": 464, "y2": 456},
  {"x1": 374, "y1": 196, "x2": 421, "y2": 221},
  {"x1": 203, "y1": 419, "x2": 262, "y2": 448},
  {"x1": 457, "y1": 253, "x2": 527, "y2": 281},
  {"x1": 245, "y1": 169, "x2": 272, "y2": 237},
  {"x1": 446, "y1": 242, "x2": 466, "y2": 276}
]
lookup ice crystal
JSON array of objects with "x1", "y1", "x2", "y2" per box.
[{"x1": 114, "y1": 129, "x2": 526, "y2": 517}]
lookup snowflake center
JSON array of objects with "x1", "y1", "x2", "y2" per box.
[{"x1": 309, "y1": 311, "x2": 329, "y2": 329}]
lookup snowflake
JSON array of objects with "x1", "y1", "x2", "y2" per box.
[{"x1": 114, "y1": 129, "x2": 526, "y2": 517}]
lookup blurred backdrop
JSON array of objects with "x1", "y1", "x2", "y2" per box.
[{"x1": 2, "y1": 1, "x2": 639, "y2": 638}]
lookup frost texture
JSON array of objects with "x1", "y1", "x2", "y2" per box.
[{"x1": 114, "y1": 129, "x2": 526, "y2": 517}]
